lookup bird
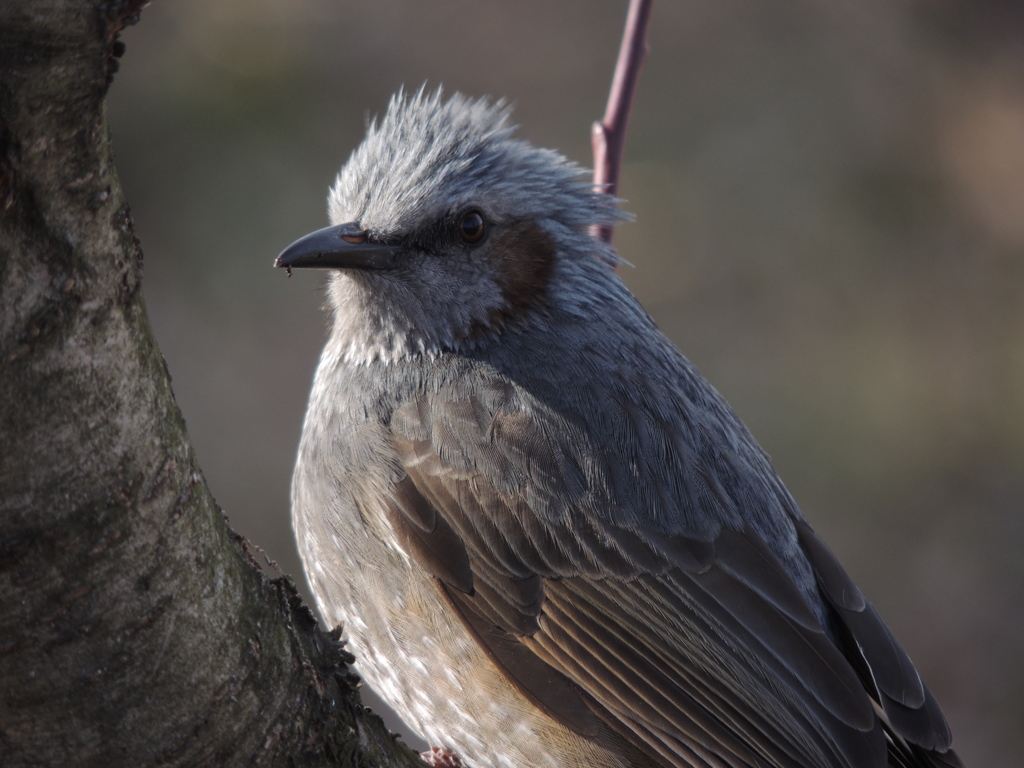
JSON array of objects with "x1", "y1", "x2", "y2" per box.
[{"x1": 276, "y1": 88, "x2": 962, "y2": 768}]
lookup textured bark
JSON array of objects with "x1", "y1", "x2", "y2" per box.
[{"x1": 0, "y1": 3, "x2": 422, "y2": 767}]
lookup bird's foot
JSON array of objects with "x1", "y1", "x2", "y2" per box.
[{"x1": 420, "y1": 747, "x2": 464, "y2": 768}]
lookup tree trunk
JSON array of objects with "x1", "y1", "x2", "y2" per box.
[{"x1": 0, "y1": 3, "x2": 420, "y2": 766}]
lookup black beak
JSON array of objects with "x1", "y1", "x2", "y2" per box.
[{"x1": 274, "y1": 222, "x2": 403, "y2": 271}]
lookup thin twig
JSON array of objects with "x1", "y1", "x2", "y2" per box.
[{"x1": 592, "y1": 0, "x2": 654, "y2": 248}]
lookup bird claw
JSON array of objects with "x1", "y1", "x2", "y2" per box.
[{"x1": 420, "y1": 747, "x2": 464, "y2": 768}]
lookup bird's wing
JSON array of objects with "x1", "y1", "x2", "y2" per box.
[{"x1": 386, "y1": 372, "x2": 958, "y2": 768}]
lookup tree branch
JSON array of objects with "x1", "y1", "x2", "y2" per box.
[
  {"x1": 0, "y1": 3, "x2": 420, "y2": 766},
  {"x1": 592, "y1": 0, "x2": 654, "y2": 247}
]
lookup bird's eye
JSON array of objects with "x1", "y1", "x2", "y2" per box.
[{"x1": 458, "y1": 211, "x2": 486, "y2": 244}]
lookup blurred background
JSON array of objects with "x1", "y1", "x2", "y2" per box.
[{"x1": 109, "y1": 1, "x2": 1023, "y2": 764}]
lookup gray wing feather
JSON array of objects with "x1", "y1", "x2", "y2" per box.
[
  {"x1": 795, "y1": 520, "x2": 956, "y2": 757},
  {"x1": 385, "y1": 365, "x2": 958, "y2": 768}
]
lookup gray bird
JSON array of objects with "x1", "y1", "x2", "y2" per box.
[{"x1": 276, "y1": 90, "x2": 962, "y2": 768}]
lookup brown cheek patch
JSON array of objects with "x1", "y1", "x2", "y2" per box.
[{"x1": 490, "y1": 221, "x2": 557, "y2": 319}]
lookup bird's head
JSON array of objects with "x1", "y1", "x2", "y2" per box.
[{"x1": 276, "y1": 89, "x2": 627, "y2": 363}]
